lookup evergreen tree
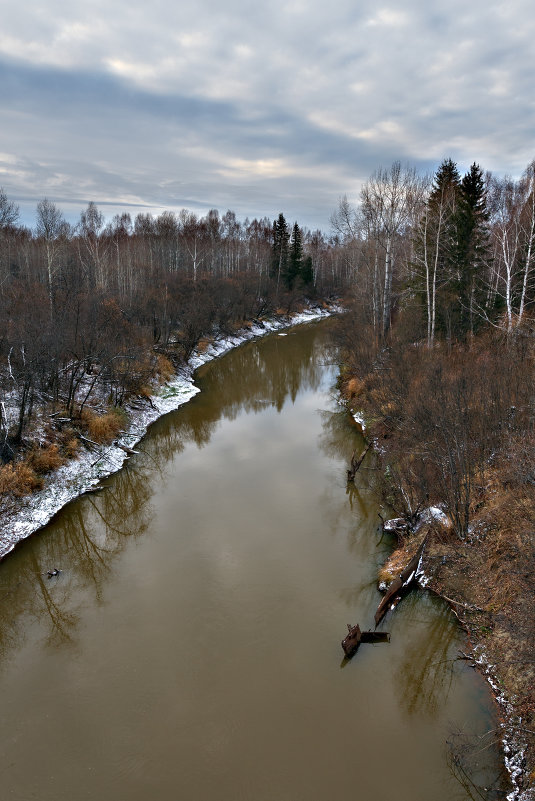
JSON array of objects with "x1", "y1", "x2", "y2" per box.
[
  {"x1": 287, "y1": 222, "x2": 303, "y2": 290},
  {"x1": 300, "y1": 255, "x2": 314, "y2": 287},
  {"x1": 271, "y1": 213, "x2": 289, "y2": 292},
  {"x1": 452, "y1": 163, "x2": 492, "y2": 338}
]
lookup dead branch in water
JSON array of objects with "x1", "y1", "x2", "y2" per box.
[{"x1": 347, "y1": 442, "x2": 372, "y2": 482}]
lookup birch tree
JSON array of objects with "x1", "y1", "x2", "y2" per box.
[
  {"x1": 35, "y1": 198, "x2": 69, "y2": 313},
  {"x1": 361, "y1": 162, "x2": 427, "y2": 336},
  {"x1": 413, "y1": 159, "x2": 460, "y2": 346}
]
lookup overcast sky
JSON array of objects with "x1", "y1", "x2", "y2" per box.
[{"x1": 1, "y1": 0, "x2": 534, "y2": 231}]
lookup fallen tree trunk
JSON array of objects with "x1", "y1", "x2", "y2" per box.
[
  {"x1": 374, "y1": 535, "x2": 427, "y2": 627},
  {"x1": 341, "y1": 623, "x2": 390, "y2": 658},
  {"x1": 341, "y1": 623, "x2": 361, "y2": 657},
  {"x1": 113, "y1": 441, "x2": 139, "y2": 456},
  {"x1": 347, "y1": 442, "x2": 372, "y2": 482}
]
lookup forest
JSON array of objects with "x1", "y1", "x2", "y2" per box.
[
  {"x1": 0, "y1": 155, "x2": 534, "y2": 519},
  {"x1": 0, "y1": 198, "x2": 349, "y2": 495},
  {"x1": 332, "y1": 157, "x2": 534, "y2": 539}
]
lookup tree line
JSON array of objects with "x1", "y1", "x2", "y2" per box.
[
  {"x1": 334, "y1": 156, "x2": 535, "y2": 542},
  {"x1": 332, "y1": 157, "x2": 535, "y2": 344},
  {"x1": 0, "y1": 195, "x2": 351, "y2": 478}
]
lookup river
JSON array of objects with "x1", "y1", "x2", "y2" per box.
[{"x1": 0, "y1": 319, "x2": 505, "y2": 800}]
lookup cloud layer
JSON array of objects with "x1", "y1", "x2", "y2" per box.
[{"x1": 1, "y1": 0, "x2": 534, "y2": 229}]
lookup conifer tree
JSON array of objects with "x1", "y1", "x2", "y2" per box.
[
  {"x1": 452, "y1": 163, "x2": 492, "y2": 338},
  {"x1": 300, "y1": 255, "x2": 314, "y2": 287},
  {"x1": 271, "y1": 213, "x2": 289, "y2": 293},
  {"x1": 287, "y1": 222, "x2": 303, "y2": 290}
]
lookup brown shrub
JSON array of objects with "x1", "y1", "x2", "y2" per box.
[
  {"x1": 195, "y1": 337, "x2": 213, "y2": 354},
  {"x1": 156, "y1": 354, "x2": 175, "y2": 384},
  {"x1": 0, "y1": 462, "x2": 43, "y2": 497},
  {"x1": 346, "y1": 377, "x2": 364, "y2": 398},
  {"x1": 63, "y1": 438, "x2": 79, "y2": 458},
  {"x1": 27, "y1": 444, "x2": 64, "y2": 474},
  {"x1": 83, "y1": 408, "x2": 125, "y2": 444}
]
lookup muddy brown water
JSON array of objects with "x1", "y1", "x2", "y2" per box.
[{"x1": 0, "y1": 321, "x2": 506, "y2": 800}]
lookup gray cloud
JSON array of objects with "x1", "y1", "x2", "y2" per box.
[{"x1": 1, "y1": 0, "x2": 534, "y2": 230}]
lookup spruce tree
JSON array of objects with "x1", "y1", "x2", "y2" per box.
[
  {"x1": 300, "y1": 255, "x2": 314, "y2": 287},
  {"x1": 452, "y1": 163, "x2": 491, "y2": 338},
  {"x1": 272, "y1": 213, "x2": 289, "y2": 292},
  {"x1": 287, "y1": 222, "x2": 303, "y2": 290}
]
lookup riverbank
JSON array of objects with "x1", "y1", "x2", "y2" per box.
[
  {"x1": 376, "y1": 517, "x2": 533, "y2": 800},
  {"x1": 0, "y1": 304, "x2": 340, "y2": 562},
  {"x1": 347, "y1": 403, "x2": 534, "y2": 801}
]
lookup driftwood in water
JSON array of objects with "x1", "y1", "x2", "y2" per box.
[
  {"x1": 361, "y1": 630, "x2": 390, "y2": 643},
  {"x1": 374, "y1": 536, "x2": 427, "y2": 627},
  {"x1": 341, "y1": 623, "x2": 361, "y2": 657},
  {"x1": 347, "y1": 442, "x2": 372, "y2": 482},
  {"x1": 341, "y1": 623, "x2": 390, "y2": 658}
]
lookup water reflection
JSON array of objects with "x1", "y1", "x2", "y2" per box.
[
  {"x1": 394, "y1": 594, "x2": 458, "y2": 718},
  {"x1": 0, "y1": 322, "x2": 335, "y2": 657},
  {"x1": 0, "y1": 459, "x2": 154, "y2": 653}
]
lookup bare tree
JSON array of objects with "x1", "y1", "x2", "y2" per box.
[
  {"x1": 35, "y1": 198, "x2": 69, "y2": 313},
  {"x1": 0, "y1": 188, "x2": 19, "y2": 230},
  {"x1": 78, "y1": 202, "x2": 108, "y2": 288},
  {"x1": 361, "y1": 162, "x2": 428, "y2": 336},
  {"x1": 487, "y1": 164, "x2": 535, "y2": 332}
]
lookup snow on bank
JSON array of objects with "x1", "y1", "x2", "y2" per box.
[
  {"x1": 472, "y1": 648, "x2": 534, "y2": 801},
  {"x1": 380, "y1": 508, "x2": 531, "y2": 796},
  {"x1": 0, "y1": 306, "x2": 338, "y2": 561},
  {"x1": 352, "y1": 411, "x2": 366, "y2": 431}
]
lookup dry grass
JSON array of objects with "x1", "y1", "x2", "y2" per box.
[
  {"x1": 26, "y1": 443, "x2": 64, "y2": 474},
  {"x1": 82, "y1": 407, "x2": 125, "y2": 444},
  {"x1": 195, "y1": 337, "x2": 214, "y2": 354},
  {"x1": 0, "y1": 462, "x2": 43, "y2": 497},
  {"x1": 378, "y1": 546, "x2": 409, "y2": 584},
  {"x1": 156, "y1": 354, "x2": 175, "y2": 384},
  {"x1": 63, "y1": 438, "x2": 79, "y2": 458}
]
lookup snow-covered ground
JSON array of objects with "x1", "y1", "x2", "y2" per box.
[{"x1": 0, "y1": 306, "x2": 339, "y2": 560}]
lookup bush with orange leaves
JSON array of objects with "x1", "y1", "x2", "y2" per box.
[
  {"x1": 81, "y1": 407, "x2": 126, "y2": 444},
  {"x1": 0, "y1": 462, "x2": 43, "y2": 497}
]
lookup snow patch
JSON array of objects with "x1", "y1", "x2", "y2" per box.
[{"x1": 352, "y1": 411, "x2": 366, "y2": 431}]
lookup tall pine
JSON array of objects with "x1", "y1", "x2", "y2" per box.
[
  {"x1": 272, "y1": 213, "x2": 289, "y2": 293},
  {"x1": 452, "y1": 163, "x2": 491, "y2": 338},
  {"x1": 287, "y1": 222, "x2": 303, "y2": 290}
]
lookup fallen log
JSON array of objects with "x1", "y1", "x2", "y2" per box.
[
  {"x1": 347, "y1": 442, "x2": 372, "y2": 482},
  {"x1": 360, "y1": 630, "x2": 390, "y2": 644},
  {"x1": 341, "y1": 623, "x2": 361, "y2": 657},
  {"x1": 374, "y1": 535, "x2": 428, "y2": 627},
  {"x1": 341, "y1": 623, "x2": 390, "y2": 658},
  {"x1": 113, "y1": 441, "x2": 139, "y2": 456}
]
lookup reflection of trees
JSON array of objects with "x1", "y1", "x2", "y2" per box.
[
  {"x1": 147, "y1": 323, "x2": 330, "y2": 457},
  {"x1": 0, "y1": 459, "x2": 154, "y2": 655},
  {"x1": 317, "y1": 408, "x2": 378, "y2": 494},
  {"x1": 28, "y1": 551, "x2": 78, "y2": 644},
  {"x1": 0, "y1": 320, "x2": 334, "y2": 660},
  {"x1": 192, "y1": 327, "x2": 326, "y2": 430},
  {"x1": 317, "y1": 407, "x2": 363, "y2": 464},
  {"x1": 395, "y1": 595, "x2": 459, "y2": 718},
  {"x1": 446, "y1": 727, "x2": 508, "y2": 800}
]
